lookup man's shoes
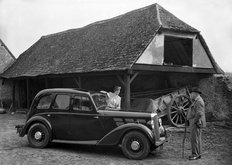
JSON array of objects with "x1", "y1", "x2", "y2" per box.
[{"x1": 189, "y1": 155, "x2": 201, "y2": 160}]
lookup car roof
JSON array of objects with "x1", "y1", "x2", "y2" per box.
[{"x1": 36, "y1": 88, "x2": 91, "y2": 97}]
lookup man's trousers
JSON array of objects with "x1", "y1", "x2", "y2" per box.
[{"x1": 190, "y1": 124, "x2": 202, "y2": 156}]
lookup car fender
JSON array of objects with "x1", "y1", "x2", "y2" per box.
[
  {"x1": 19, "y1": 115, "x2": 52, "y2": 137},
  {"x1": 97, "y1": 123, "x2": 155, "y2": 146}
]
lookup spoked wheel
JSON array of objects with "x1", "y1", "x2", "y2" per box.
[
  {"x1": 121, "y1": 131, "x2": 150, "y2": 160},
  {"x1": 167, "y1": 94, "x2": 191, "y2": 127},
  {"x1": 27, "y1": 123, "x2": 51, "y2": 148}
]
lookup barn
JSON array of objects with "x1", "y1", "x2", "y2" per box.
[
  {"x1": 0, "y1": 39, "x2": 15, "y2": 109},
  {"x1": 0, "y1": 3, "x2": 223, "y2": 112}
]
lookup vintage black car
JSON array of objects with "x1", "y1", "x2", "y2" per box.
[{"x1": 16, "y1": 88, "x2": 167, "y2": 159}]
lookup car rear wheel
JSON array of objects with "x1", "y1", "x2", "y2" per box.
[
  {"x1": 121, "y1": 131, "x2": 150, "y2": 160},
  {"x1": 27, "y1": 123, "x2": 50, "y2": 148}
]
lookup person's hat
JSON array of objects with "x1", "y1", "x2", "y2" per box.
[{"x1": 190, "y1": 87, "x2": 202, "y2": 94}]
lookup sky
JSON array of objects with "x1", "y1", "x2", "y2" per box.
[{"x1": 0, "y1": 0, "x2": 232, "y2": 72}]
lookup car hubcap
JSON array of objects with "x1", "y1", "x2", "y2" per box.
[
  {"x1": 131, "y1": 141, "x2": 140, "y2": 151},
  {"x1": 34, "y1": 131, "x2": 42, "y2": 140}
]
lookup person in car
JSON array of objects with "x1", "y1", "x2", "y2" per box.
[{"x1": 100, "y1": 86, "x2": 121, "y2": 110}]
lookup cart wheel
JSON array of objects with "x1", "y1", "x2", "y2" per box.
[
  {"x1": 27, "y1": 123, "x2": 50, "y2": 148},
  {"x1": 167, "y1": 94, "x2": 191, "y2": 127},
  {"x1": 121, "y1": 131, "x2": 150, "y2": 160}
]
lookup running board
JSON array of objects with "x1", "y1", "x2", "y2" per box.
[{"x1": 52, "y1": 139, "x2": 98, "y2": 145}]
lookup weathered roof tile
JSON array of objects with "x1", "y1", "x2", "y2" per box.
[{"x1": 2, "y1": 3, "x2": 221, "y2": 78}]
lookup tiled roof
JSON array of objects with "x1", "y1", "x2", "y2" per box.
[{"x1": 2, "y1": 3, "x2": 219, "y2": 78}]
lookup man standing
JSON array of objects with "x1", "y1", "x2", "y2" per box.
[{"x1": 187, "y1": 87, "x2": 206, "y2": 160}]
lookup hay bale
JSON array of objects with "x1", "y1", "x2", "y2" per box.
[
  {"x1": 131, "y1": 98, "x2": 158, "y2": 113},
  {"x1": 198, "y1": 74, "x2": 232, "y2": 121}
]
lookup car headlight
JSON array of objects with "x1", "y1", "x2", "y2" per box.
[
  {"x1": 150, "y1": 112, "x2": 157, "y2": 129},
  {"x1": 158, "y1": 118, "x2": 162, "y2": 126}
]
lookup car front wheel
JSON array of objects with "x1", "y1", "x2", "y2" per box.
[
  {"x1": 27, "y1": 123, "x2": 50, "y2": 148},
  {"x1": 121, "y1": 131, "x2": 150, "y2": 160}
]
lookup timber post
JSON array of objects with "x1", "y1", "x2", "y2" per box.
[
  {"x1": 123, "y1": 70, "x2": 139, "y2": 110},
  {"x1": 12, "y1": 80, "x2": 16, "y2": 112},
  {"x1": 124, "y1": 73, "x2": 131, "y2": 109},
  {"x1": 26, "y1": 78, "x2": 30, "y2": 108}
]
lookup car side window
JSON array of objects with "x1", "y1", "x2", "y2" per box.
[
  {"x1": 36, "y1": 94, "x2": 53, "y2": 109},
  {"x1": 52, "y1": 94, "x2": 70, "y2": 110},
  {"x1": 73, "y1": 95, "x2": 93, "y2": 111}
]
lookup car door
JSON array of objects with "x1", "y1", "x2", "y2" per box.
[
  {"x1": 48, "y1": 93, "x2": 71, "y2": 140},
  {"x1": 67, "y1": 94, "x2": 105, "y2": 141}
]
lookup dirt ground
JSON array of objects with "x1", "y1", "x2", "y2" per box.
[{"x1": 0, "y1": 113, "x2": 232, "y2": 165}]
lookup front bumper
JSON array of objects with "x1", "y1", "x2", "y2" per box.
[
  {"x1": 155, "y1": 137, "x2": 166, "y2": 146},
  {"x1": 151, "y1": 114, "x2": 168, "y2": 146},
  {"x1": 155, "y1": 127, "x2": 168, "y2": 147}
]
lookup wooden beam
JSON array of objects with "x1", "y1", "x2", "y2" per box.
[
  {"x1": 132, "y1": 64, "x2": 216, "y2": 73},
  {"x1": 124, "y1": 73, "x2": 130, "y2": 109},
  {"x1": 116, "y1": 75, "x2": 124, "y2": 86},
  {"x1": 161, "y1": 29, "x2": 197, "y2": 39},
  {"x1": 16, "y1": 80, "x2": 21, "y2": 109},
  {"x1": 78, "y1": 77, "x2": 81, "y2": 88},
  {"x1": 12, "y1": 81, "x2": 15, "y2": 112},
  {"x1": 74, "y1": 77, "x2": 81, "y2": 88},
  {"x1": 29, "y1": 70, "x2": 127, "y2": 79},
  {"x1": 130, "y1": 72, "x2": 139, "y2": 84},
  {"x1": 127, "y1": 69, "x2": 133, "y2": 75},
  {"x1": 26, "y1": 79, "x2": 30, "y2": 108}
]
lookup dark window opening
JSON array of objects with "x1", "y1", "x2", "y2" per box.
[
  {"x1": 73, "y1": 95, "x2": 93, "y2": 111},
  {"x1": 163, "y1": 36, "x2": 193, "y2": 66}
]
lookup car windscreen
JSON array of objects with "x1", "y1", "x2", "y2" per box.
[{"x1": 91, "y1": 93, "x2": 107, "y2": 110}]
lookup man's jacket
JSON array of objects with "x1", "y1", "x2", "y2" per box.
[{"x1": 187, "y1": 95, "x2": 206, "y2": 128}]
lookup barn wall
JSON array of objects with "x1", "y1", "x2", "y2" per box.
[
  {"x1": 11, "y1": 72, "x2": 216, "y2": 111},
  {"x1": 81, "y1": 75, "x2": 122, "y2": 92},
  {"x1": 0, "y1": 79, "x2": 13, "y2": 108},
  {"x1": 16, "y1": 80, "x2": 26, "y2": 109},
  {"x1": 132, "y1": 73, "x2": 166, "y2": 91},
  {"x1": 166, "y1": 72, "x2": 211, "y2": 88}
]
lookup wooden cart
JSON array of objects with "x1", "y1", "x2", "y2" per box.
[{"x1": 131, "y1": 87, "x2": 192, "y2": 127}]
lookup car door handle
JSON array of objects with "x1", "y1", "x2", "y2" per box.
[
  {"x1": 93, "y1": 116, "x2": 99, "y2": 119},
  {"x1": 47, "y1": 114, "x2": 51, "y2": 117}
]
